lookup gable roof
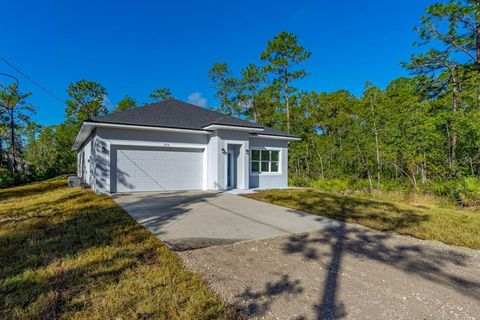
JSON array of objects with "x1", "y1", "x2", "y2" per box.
[{"x1": 89, "y1": 99, "x2": 296, "y2": 137}]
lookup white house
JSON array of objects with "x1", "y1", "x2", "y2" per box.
[{"x1": 72, "y1": 99, "x2": 300, "y2": 194}]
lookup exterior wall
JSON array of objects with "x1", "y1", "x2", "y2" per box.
[
  {"x1": 80, "y1": 125, "x2": 291, "y2": 194},
  {"x1": 215, "y1": 130, "x2": 250, "y2": 190},
  {"x1": 77, "y1": 135, "x2": 94, "y2": 185},
  {"x1": 249, "y1": 138, "x2": 289, "y2": 189},
  {"x1": 93, "y1": 127, "x2": 208, "y2": 194},
  {"x1": 206, "y1": 133, "x2": 220, "y2": 190}
]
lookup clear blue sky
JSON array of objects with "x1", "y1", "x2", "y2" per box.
[{"x1": 1, "y1": 0, "x2": 433, "y2": 126}]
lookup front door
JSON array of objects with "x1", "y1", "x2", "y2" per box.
[{"x1": 227, "y1": 150, "x2": 234, "y2": 189}]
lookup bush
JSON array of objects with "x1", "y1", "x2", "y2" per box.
[
  {"x1": 289, "y1": 175, "x2": 309, "y2": 187},
  {"x1": 0, "y1": 168, "x2": 14, "y2": 188},
  {"x1": 459, "y1": 177, "x2": 480, "y2": 206},
  {"x1": 429, "y1": 177, "x2": 480, "y2": 206},
  {"x1": 308, "y1": 178, "x2": 351, "y2": 193},
  {"x1": 290, "y1": 174, "x2": 480, "y2": 207}
]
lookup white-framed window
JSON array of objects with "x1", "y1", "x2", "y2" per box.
[{"x1": 251, "y1": 149, "x2": 280, "y2": 174}]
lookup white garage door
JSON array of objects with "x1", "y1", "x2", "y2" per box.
[{"x1": 115, "y1": 146, "x2": 204, "y2": 192}]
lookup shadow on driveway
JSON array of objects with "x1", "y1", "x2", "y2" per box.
[{"x1": 181, "y1": 221, "x2": 480, "y2": 319}]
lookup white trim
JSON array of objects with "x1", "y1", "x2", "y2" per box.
[
  {"x1": 203, "y1": 124, "x2": 264, "y2": 132},
  {"x1": 223, "y1": 140, "x2": 248, "y2": 190},
  {"x1": 72, "y1": 122, "x2": 211, "y2": 151},
  {"x1": 202, "y1": 147, "x2": 208, "y2": 190},
  {"x1": 109, "y1": 140, "x2": 206, "y2": 149},
  {"x1": 88, "y1": 122, "x2": 210, "y2": 134},
  {"x1": 252, "y1": 134, "x2": 301, "y2": 141},
  {"x1": 250, "y1": 147, "x2": 282, "y2": 176}
]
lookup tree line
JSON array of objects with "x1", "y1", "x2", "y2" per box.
[
  {"x1": 2, "y1": 0, "x2": 479, "y2": 205},
  {"x1": 0, "y1": 79, "x2": 173, "y2": 187},
  {"x1": 207, "y1": 0, "x2": 480, "y2": 203}
]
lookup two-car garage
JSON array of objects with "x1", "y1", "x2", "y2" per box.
[{"x1": 112, "y1": 146, "x2": 204, "y2": 192}]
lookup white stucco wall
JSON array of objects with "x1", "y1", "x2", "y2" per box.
[
  {"x1": 249, "y1": 137, "x2": 289, "y2": 189},
  {"x1": 77, "y1": 135, "x2": 94, "y2": 185},
  {"x1": 215, "y1": 130, "x2": 250, "y2": 190},
  {"x1": 206, "y1": 133, "x2": 220, "y2": 190},
  {"x1": 92, "y1": 127, "x2": 208, "y2": 194}
]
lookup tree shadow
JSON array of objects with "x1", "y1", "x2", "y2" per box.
[
  {"x1": 112, "y1": 191, "x2": 223, "y2": 238},
  {"x1": 244, "y1": 189, "x2": 479, "y2": 319},
  {"x1": 282, "y1": 222, "x2": 480, "y2": 319},
  {"x1": 0, "y1": 176, "x2": 66, "y2": 202},
  {"x1": 257, "y1": 189, "x2": 431, "y2": 232},
  {"x1": 234, "y1": 274, "x2": 304, "y2": 318},
  {"x1": 0, "y1": 187, "x2": 158, "y2": 317}
]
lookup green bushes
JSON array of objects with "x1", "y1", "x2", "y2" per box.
[
  {"x1": 0, "y1": 168, "x2": 13, "y2": 188},
  {"x1": 434, "y1": 177, "x2": 480, "y2": 207},
  {"x1": 290, "y1": 175, "x2": 480, "y2": 208}
]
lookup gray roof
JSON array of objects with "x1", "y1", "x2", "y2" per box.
[{"x1": 89, "y1": 99, "x2": 296, "y2": 138}]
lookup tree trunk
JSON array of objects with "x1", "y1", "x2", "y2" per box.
[
  {"x1": 319, "y1": 154, "x2": 325, "y2": 180},
  {"x1": 421, "y1": 153, "x2": 427, "y2": 185},
  {"x1": 355, "y1": 141, "x2": 373, "y2": 191},
  {"x1": 367, "y1": 168, "x2": 373, "y2": 191},
  {"x1": 305, "y1": 144, "x2": 310, "y2": 176},
  {"x1": 412, "y1": 169, "x2": 417, "y2": 189},
  {"x1": 476, "y1": 15, "x2": 480, "y2": 109},
  {"x1": 0, "y1": 133, "x2": 3, "y2": 167},
  {"x1": 446, "y1": 122, "x2": 452, "y2": 170},
  {"x1": 370, "y1": 98, "x2": 381, "y2": 190},
  {"x1": 469, "y1": 156, "x2": 475, "y2": 176},
  {"x1": 285, "y1": 71, "x2": 290, "y2": 132},
  {"x1": 311, "y1": 137, "x2": 325, "y2": 179},
  {"x1": 10, "y1": 108, "x2": 16, "y2": 179},
  {"x1": 450, "y1": 68, "x2": 459, "y2": 177},
  {"x1": 393, "y1": 162, "x2": 417, "y2": 189}
]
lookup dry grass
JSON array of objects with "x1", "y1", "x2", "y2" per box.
[
  {"x1": 0, "y1": 176, "x2": 232, "y2": 320},
  {"x1": 244, "y1": 188, "x2": 480, "y2": 249}
]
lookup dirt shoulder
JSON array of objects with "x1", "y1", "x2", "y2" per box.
[{"x1": 180, "y1": 222, "x2": 480, "y2": 319}]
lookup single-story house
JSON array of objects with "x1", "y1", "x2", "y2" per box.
[{"x1": 72, "y1": 99, "x2": 299, "y2": 194}]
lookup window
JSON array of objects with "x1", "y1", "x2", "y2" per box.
[{"x1": 251, "y1": 149, "x2": 280, "y2": 173}]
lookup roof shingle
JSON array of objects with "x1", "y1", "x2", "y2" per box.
[{"x1": 89, "y1": 99, "x2": 296, "y2": 138}]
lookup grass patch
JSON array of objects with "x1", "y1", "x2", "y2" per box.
[
  {"x1": 0, "y1": 176, "x2": 232, "y2": 319},
  {"x1": 244, "y1": 188, "x2": 480, "y2": 249}
]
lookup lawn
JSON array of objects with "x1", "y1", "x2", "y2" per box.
[
  {"x1": 0, "y1": 176, "x2": 232, "y2": 319},
  {"x1": 244, "y1": 189, "x2": 480, "y2": 250}
]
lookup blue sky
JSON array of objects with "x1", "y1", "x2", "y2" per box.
[{"x1": 1, "y1": 0, "x2": 433, "y2": 126}]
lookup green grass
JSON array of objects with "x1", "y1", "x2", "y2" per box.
[
  {"x1": 244, "y1": 188, "x2": 480, "y2": 250},
  {"x1": 0, "y1": 176, "x2": 232, "y2": 320}
]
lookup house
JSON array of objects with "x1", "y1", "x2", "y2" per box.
[{"x1": 72, "y1": 99, "x2": 299, "y2": 194}]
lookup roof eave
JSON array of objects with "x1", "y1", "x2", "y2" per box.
[
  {"x1": 72, "y1": 121, "x2": 212, "y2": 151},
  {"x1": 251, "y1": 133, "x2": 301, "y2": 141},
  {"x1": 202, "y1": 124, "x2": 264, "y2": 132}
]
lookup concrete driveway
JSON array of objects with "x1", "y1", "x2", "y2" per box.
[
  {"x1": 112, "y1": 190, "x2": 341, "y2": 250},
  {"x1": 113, "y1": 190, "x2": 480, "y2": 319}
]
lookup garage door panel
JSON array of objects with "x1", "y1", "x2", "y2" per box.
[{"x1": 115, "y1": 147, "x2": 203, "y2": 192}]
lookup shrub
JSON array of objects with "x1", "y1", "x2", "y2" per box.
[
  {"x1": 0, "y1": 168, "x2": 14, "y2": 188},
  {"x1": 289, "y1": 175, "x2": 309, "y2": 187},
  {"x1": 308, "y1": 178, "x2": 350, "y2": 193},
  {"x1": 459, "y1": 177, "x2": 480, "y2": 206}
]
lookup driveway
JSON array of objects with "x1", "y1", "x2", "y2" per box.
[
  {"x1": 181, "y1": 224, "x2": 480, "y2": 320},
  {"x1": 113, "y1": 191, "x2": 480, "y2": 319},
  {"x1": 112, "y1": 191, "x2": 340, "y2": 250}
]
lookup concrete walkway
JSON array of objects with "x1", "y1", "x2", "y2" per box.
[{"x1": 112, "y1": 191, "x2": 341, "y2": 250}]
